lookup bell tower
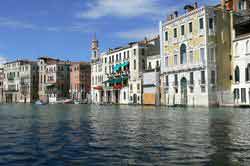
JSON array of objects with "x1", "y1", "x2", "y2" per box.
[{"x1": 91, "y1": 33, "x2": 99, "y2": 61}]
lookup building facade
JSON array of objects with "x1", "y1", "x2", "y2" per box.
[
  {"x1": 226, "y1": 0, "x2": 250, "y2": 105},
  {"x1": 69, "y1": 62, "x2": 91, "y2": 102},
  {"x1": 3, "y1": 60, "x2": 38, "y2": 103},
  {"x1": 159, "y1": 3, "x2": 232, "y2": 106},
  {"x1": 38, "y1": 57, "x2": 70, "y2": 103},
  {"x1": 91, "y1": 37, "x2": 160, "y2": 105}
]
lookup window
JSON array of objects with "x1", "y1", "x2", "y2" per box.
[
  {"x1": 246, "y1": 40, "x2": 250, "y2": 54},
  {"x1": 148, "y1": 62, "x2": 152, "y2": 70},
  {"x1": 116, "y1": 54, "x2": 118, "y2": 61},
  {"x1": 127, "y1": 51, "x2": 130, "y2": 58},
  {"x1": 137, "y1": 84, "x2": 140, "y2": 90},
  {"x1": 174, "y1": 28, "x2": 177, "y2": 38},
  {"x1": 133, "y1": 49, "x2": 136, "y2": 56},
  {"x1": 180, "y1": 44, "x2": 187, "y2": 64},
  {"x1": 130, "y1": 84, "x2": 133, "y2": 91},
  {"x1": 123, "y1": 92, "x2": 126, "y2": 100},
  {"x1": 174, "y1": 74, "x2": 178, "y2": 86},
  {"x1": 235, "y1": 66, "x2": 240, "y2": 83},
  {"x1": 104, "y1": 57, "x2": 107, "y2": 63},
  {"x1": 200, "y1": 48, "x2": 205, "y2": 64},
  {"x1": 165, "y1": 31, "x2": 168, "y2": 41},
  {"x1": 199, "y1": 18, "x2": 204, "y2": 30},
  {"x1": 245, "y1": 64, "x2": 250, "y2": 81},
  {"x1": 166, "y1": 75, "x2": 169, "y2": 86},
  {"x1": 156, "y1": 61, "x2": 159, "y2": 68},
  {"x1": 201, "y1": 71, "x2": 206, "y2": 84},
  {"x1": 119, "y1": 53, "x2": 122, "y2": 61},
  {"x1": 112, "y1": 55, "x2": 114, "y2": 63},
  {"x1": 209, "y1": 18, "x2": 214, "y2": 29},
  {"x1": 241, "y1": 88, "x2": 246, "y2": 103},
  {"x1": 105, "y1": 67, "x2": 107, "y2": 74},
  {"x1": 189, "y1": 22, "x2": 193, "y2": 33},
  {"x1": 141, "y1": 48, "x2": 145, "y2": 56},
  {"x1": 234, "y1": 88, "x2": 240, "y2": 101},
  {"x1": 189, "y1": 50, "x2": 194, "y2": 64},
  {"x1": 174, "y1": 55, "x2": 178, "y2": 65},
  {"x1": 181, "y1": 25, "x2": 185, "y2": 36},
  {"x1": 190, "y1": 72, "x2": 194, "y2": 85},
  {"x1": 209, "y1": 48, "x2": 215, "y2": 62},
  {"x1": 165, "y1": 56, "x2": 169, "y2": 67},
  {"x1": 134, "y1": 60, "x2": 136, "y2": 70},
  {"x1": 211, "y1": 70, "x2": 216, "y2": 84},
  {"x1": 123, "y1": 52, "x2": 126, "y2": 59}
]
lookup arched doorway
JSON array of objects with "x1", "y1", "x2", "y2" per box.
[{"x1": 181, "y1": 77, "x2": 188, "y2": 105}]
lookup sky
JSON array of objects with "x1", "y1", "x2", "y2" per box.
[{"x1": 0, "y1": 0, "x2": 218, "y2": 63}]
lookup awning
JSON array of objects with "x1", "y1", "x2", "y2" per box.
[
  {"x1": 94, "y1": 86, "x2": 103, "y2": 90},
  {"x1": 121, "y1": 61, "x2": 129, "y2": 67}
]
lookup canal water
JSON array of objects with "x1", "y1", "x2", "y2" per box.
[{"x1": 0, "y1": 104, "x2": 249, "y2": 165}]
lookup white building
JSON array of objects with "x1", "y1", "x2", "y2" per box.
[
  {"x1": 231, "y1": 0, "x2": 250, "y2": 106},
  {"x1": 91, "y1": 36, "x2": 160, "y2": 105},
  {"x1": 3, "y1": 60, "x2": 38, "y2": 103}
]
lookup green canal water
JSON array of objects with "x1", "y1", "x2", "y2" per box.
[{"x1": 0, "y1": 104, "x2": 249, "y2": 165}]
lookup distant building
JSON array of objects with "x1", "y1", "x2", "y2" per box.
[
  {"x1": 69, "y1": 62, "x2": 91, "y2": 101},
  {"x1": 0, "y1": 68, "x2": 4, "y2": 103},
  {"x1": 38, "y1": 57, "x2": 70, "y2": 103},
  {"x1": 3, "y1": 60, "x2": 38, "y2": 103},
  {"x1": 91, "y1": 36, "x2": 160, "y2": 104}
]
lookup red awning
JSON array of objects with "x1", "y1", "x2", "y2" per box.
[
  {"x1": 94, "y1": 86, "x2": 103, "y2": 90},
  {"x1": 113, "y1": 84, "x2": 123, "y2": 90}
]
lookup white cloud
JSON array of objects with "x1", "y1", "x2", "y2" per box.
[
  {"x1": 77, "y1": 0, "x2": 163, "y2": 19},
  {"x1": 116, "y1": 27, "x2": 158, "y2": 40},
  {"x1": 0, "y1": 17, "x2": 37, "y2": 30},
  {"x1": 0, "y1": 56, "x2": 8, "y2": 66}
]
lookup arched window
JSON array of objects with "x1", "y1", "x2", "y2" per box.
[
  {"x1": 180, "y1": 44, "x2": 187, "y2": 64},
  {"x1": 235, "y1": 66, "x2": 240, "y2": 83},
  {"x1": 235, "y1": 43, "x2": 238, "y2": 57},
  {"x1": 246, "y1": 40, "x2": 250, "y2": 54},
  {"x1": 189, "y1": 50, "x2": 194, "y2": 64},
  {"x1": 246, "y1": 64, "x2": 250, "y2": 81}
]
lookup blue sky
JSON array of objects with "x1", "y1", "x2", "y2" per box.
[{"x1": 0, "y1": 0, "x2": 218, "y2": 62}]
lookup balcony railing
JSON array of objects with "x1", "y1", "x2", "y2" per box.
[{"x1": 165, "y1": 63, "x2": 205, "y2": 74}]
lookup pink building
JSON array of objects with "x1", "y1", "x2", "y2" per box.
[{"x1": 69, "y1": 62, "x2": 91, "y2": 101}]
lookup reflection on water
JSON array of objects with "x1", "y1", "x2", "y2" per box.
[{"x1": 0, "y1": 105, "x2": 249, "y2": 165}]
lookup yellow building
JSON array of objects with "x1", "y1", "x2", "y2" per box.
[{"x1": 159, "y1": 3, "x2": 232, "y2": 106}]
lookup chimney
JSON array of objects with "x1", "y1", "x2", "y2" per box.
[
  {"x1": 184, "y1": 5, "x2": 194, "y2": 12},
  {"x1": 174, "y1": 11, "x2": 178, "y2": 18},
  {"x1": 167, "y1": 14, "x2": 174, "y2": 21},
  {"x1": 194, "y1": 2, "x2": 198, "y2": 9}
]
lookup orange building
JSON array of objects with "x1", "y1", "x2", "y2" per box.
[{"x1": 70, "y1": 62, "x2": 91, "y2": 101}]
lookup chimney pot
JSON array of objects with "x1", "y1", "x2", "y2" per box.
[
  {"x1": 174, "y1": 11, "x2": 178, "y2": 18},
  {"x1": 194, "y1": 2, "x2": 198, "y2": 9}
]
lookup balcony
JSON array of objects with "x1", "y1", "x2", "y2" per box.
[
  {"x1": 199, "y1": 80, "x2": 206, "y2": 87},
  {"x1": 7, "y1": 75, "x2": 15, "y2": 81},
  {"x1": 235, "y1": 9, "x2": 250, "y2": 36},
  {"x1": 165, "y1": 63, "x2": 205, "y2": 74}
]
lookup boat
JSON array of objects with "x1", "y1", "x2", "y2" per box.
[
  {"x1": 74, "y1": 100, "x2": 80, "y2": 104},
  {"x1": 35, "y1": 100, "x2": 47, "y2": 105},
  {"x1": 64, "y1": 99, "x2": 73, "y2": 104}
]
